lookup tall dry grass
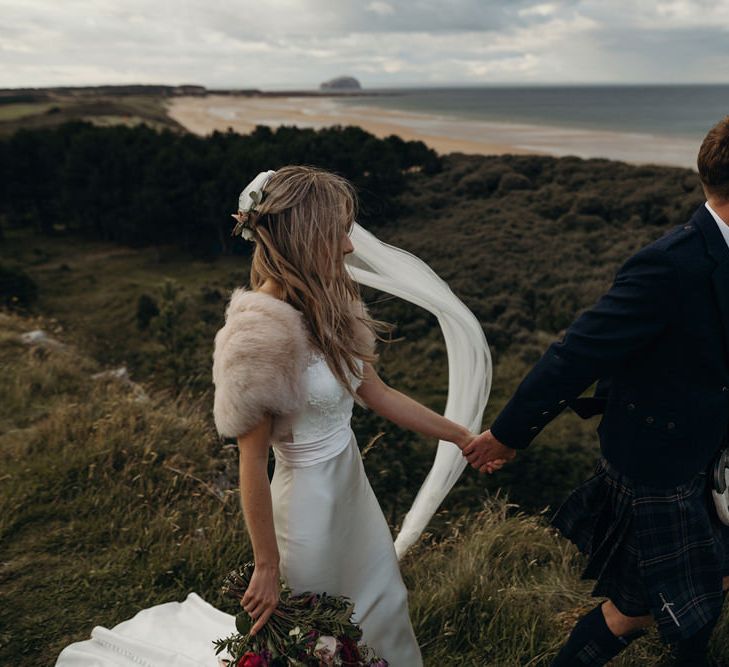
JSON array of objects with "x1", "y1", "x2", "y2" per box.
[{"x1": 1, "y1": 310, "x2": 726, "y2": 665}]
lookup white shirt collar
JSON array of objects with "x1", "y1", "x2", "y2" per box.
[{"x1": 705, "y1": 201, "x2": 729, "y2": 251}]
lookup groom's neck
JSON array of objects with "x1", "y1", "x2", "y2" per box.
[{"x1": 707, "y1": 195, "x2": 729, "y2": 227}]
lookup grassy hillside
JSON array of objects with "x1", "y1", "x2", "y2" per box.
[
  {"x1": 0, "y1": 219, "x2": 601, "y2": 524},
  {"x1": 0, "y1": 128, "x2": 706, "y2": 518},
  {"x1": 5, "y1": 308, "x2": 725, "y2": 666},
  {"x1": 0, "y1": 90, "x2": 186, "y2": 137},
  {"x1": 1, "y1": 120, "x2": 723, "y2": 664}
]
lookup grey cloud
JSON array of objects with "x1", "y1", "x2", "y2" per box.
[
  {"x1": 0, "y1": 0, "x2": 727, "y2": 88},
  {"x1": 591, "y1": 24, "x2": 729, "y2": 79},
  {"x1": 204, "y1": 0, "x2": 581, "y2": 39}
]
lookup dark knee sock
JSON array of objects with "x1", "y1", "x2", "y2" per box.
[
  {"x1": 670, "y1": 624, "x2": 714, "y2": 666},
  {"x1": 550, "y1": 604, "x2": 645, "y2": 667}
]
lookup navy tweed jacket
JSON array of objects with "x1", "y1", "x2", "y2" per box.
[{"x1": 490, "y1": 203, "x2": 729, "y2": 487}]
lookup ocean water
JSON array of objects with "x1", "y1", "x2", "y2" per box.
[
  {"x1": 339, "y1": 85, "x2": 729, "y2": 138},
  {"x1": 334, "y1": 85, "x2": 729, "y2": 168}
]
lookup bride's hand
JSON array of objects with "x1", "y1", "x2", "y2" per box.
[
  {"x1": 458, "y1": 433, "x2": 503, "y2": 472},
  {"x1": 242, "y1": 562, "x2": 280, "y2": 636},
  {"x1": 456, "y1": 430, "x2": 479, "y2": 451},
  {"x1": 462, "y1": 429, "x2": 516, "y2": 474}
]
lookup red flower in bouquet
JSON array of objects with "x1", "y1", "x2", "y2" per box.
[
  {"x1": 237, "y1": 652, "x2": 268, "y2": 667},
  {"x1": 340, "y1": 636, "x2": 362, "y2": 664}
]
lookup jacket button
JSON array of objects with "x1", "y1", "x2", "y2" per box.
[
  {"x1": 558, "y1": 399, "x2": 567, "y2": 406},
  {"x1": 542, "y1": 410, "x2": 550, "y2": 416},
  {"x1": 646, "y1": 416, "x2": 655, "y2": 424},
  {"x1": 667, "y1": 422, "x2": 676, "y2": 430},
  {"x1": 530, "y1": 426, "x2": 539, "y2": 432},
  {"x1": 627, "y1": 403, "x2": 636, "y2": 411}
]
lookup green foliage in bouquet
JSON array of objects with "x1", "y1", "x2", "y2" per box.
[{"x1": 213, "y1": 563, "x2": 387, "y2": 666}]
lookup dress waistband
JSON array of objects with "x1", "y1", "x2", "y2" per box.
[{"x1": 272, "y1": 424, "x2": 353, "y2": 468}]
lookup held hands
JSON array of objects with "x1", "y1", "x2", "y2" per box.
[
  {"x1": 241, "y1": 562, "x2": 280, "y2": 635},
  {"x1": 462, "y1": 429, "x2": 516, "y2": 474}
]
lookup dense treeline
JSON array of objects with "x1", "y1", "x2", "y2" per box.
[{"x1": 0, "y1": 121, "x2": 440, "y2": 257}]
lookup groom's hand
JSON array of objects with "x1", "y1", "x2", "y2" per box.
[{"x1": 462, "y1": 430, "x2": 516, "y2": 474}]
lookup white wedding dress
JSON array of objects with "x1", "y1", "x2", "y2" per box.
[{"x1": 56, "y1": 348, "x2": 422, "y2": 667}]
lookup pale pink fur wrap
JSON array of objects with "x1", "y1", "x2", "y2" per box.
[{"x1": 212, "y1": 287, "x2": 375, "y2": 439}]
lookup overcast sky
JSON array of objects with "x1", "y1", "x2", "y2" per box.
[{"x1": 1, "y1": 0, "x2": 728, "y2": 89}]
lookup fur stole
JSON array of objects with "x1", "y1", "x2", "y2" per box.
[{"x1": 212, "y1": 287, "x2": 375, "y2": 439}]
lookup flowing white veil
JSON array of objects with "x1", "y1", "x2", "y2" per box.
[{"x1": 346, "y1": 222, "x2": 492, "y2": 559}]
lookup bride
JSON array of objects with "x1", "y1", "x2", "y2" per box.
[
  {"x1": 212, "y1": 165, "x2": 489, "y2": 665},
  {"x1": 55, "y1": 166, "x2": 495, "y2": 666}
]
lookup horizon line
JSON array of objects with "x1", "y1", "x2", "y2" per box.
[{"x1": 2, "y1": 81, "x2": 729, "y2": 92}]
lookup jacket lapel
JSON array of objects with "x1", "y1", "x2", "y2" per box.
[{"x1": 695, "y1": 205, "x2": 729, "y2": 368}]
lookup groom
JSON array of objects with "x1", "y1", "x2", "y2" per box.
[{"x1": 464, "y1": 116, "x2": 729, "y2": 666}]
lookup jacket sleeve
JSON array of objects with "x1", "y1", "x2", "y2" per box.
[{"x1": 490, "y1": 245, "x2": 678, "y2": 450}]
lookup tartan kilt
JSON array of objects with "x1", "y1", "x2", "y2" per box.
[{"x1": 552, "y1": 456, "x2": 729, "y2": 643}]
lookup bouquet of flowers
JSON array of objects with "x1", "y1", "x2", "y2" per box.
[{"x1": 213, "y1": 563, "x2": 388, "y2": 667}]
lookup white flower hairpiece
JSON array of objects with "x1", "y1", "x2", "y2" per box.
[{"x1": 231, "y1": 169, "x2": 277, "y2": 241}]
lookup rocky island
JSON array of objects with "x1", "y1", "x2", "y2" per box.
[{"x1": 319, "y1": 76, "x2": 362, "y2": 91}]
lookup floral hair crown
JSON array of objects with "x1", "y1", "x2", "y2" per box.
[{"x1": 231, "y1": 170, "x2": 277, "y2": 241}]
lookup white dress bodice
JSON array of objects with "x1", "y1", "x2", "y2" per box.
[{"x1": 272, "y1": 350, "x2": 363, "y2": 468}]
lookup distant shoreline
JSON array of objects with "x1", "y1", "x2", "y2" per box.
[
  {"x1": 0, "y1": 84, "x2": 391, "y2": 100},
  {"x1": 166, "y1": 94, "x2": 538, "y2": 159},
  {"x1": 166, "y1": 93, "x2": 699, "y2": 169},
  {"x1": 0, "y1": 84, "x2": 707, "y2": 168}
]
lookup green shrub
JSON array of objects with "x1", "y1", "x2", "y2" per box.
[
  {"x1": 0, "y1": 264, "x2": 38, "y2": 309},
  {"x1": 498, "y1": 172, "x2": 533, "y2": 192},
  {"x1": 136, "y1": 293, "x2": 159, "y2": 330}
]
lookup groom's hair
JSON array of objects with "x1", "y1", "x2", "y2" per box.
[{"x1": 698, "y1": 116, "x2": 729, "y2": 201}]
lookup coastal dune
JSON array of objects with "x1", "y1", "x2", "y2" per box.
[{"x1": 166, "y1": 94, "x2": 700, "y2": 169}]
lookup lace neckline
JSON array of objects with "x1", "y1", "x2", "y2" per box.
[{"x1": 306, "y1": 349, "x2": 363, "y2": 386}]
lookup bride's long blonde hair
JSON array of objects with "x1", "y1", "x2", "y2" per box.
[{"x1": 248, "y1": 165, "x2": 385, "y2": 394}]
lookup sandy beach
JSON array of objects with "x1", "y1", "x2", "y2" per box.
[
  {"x1": 166, "y1": 94, "x2": 532, "y2": 157},
  {"x1": 166, "y1": 94, "x2": 699, "y2": 169}
]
